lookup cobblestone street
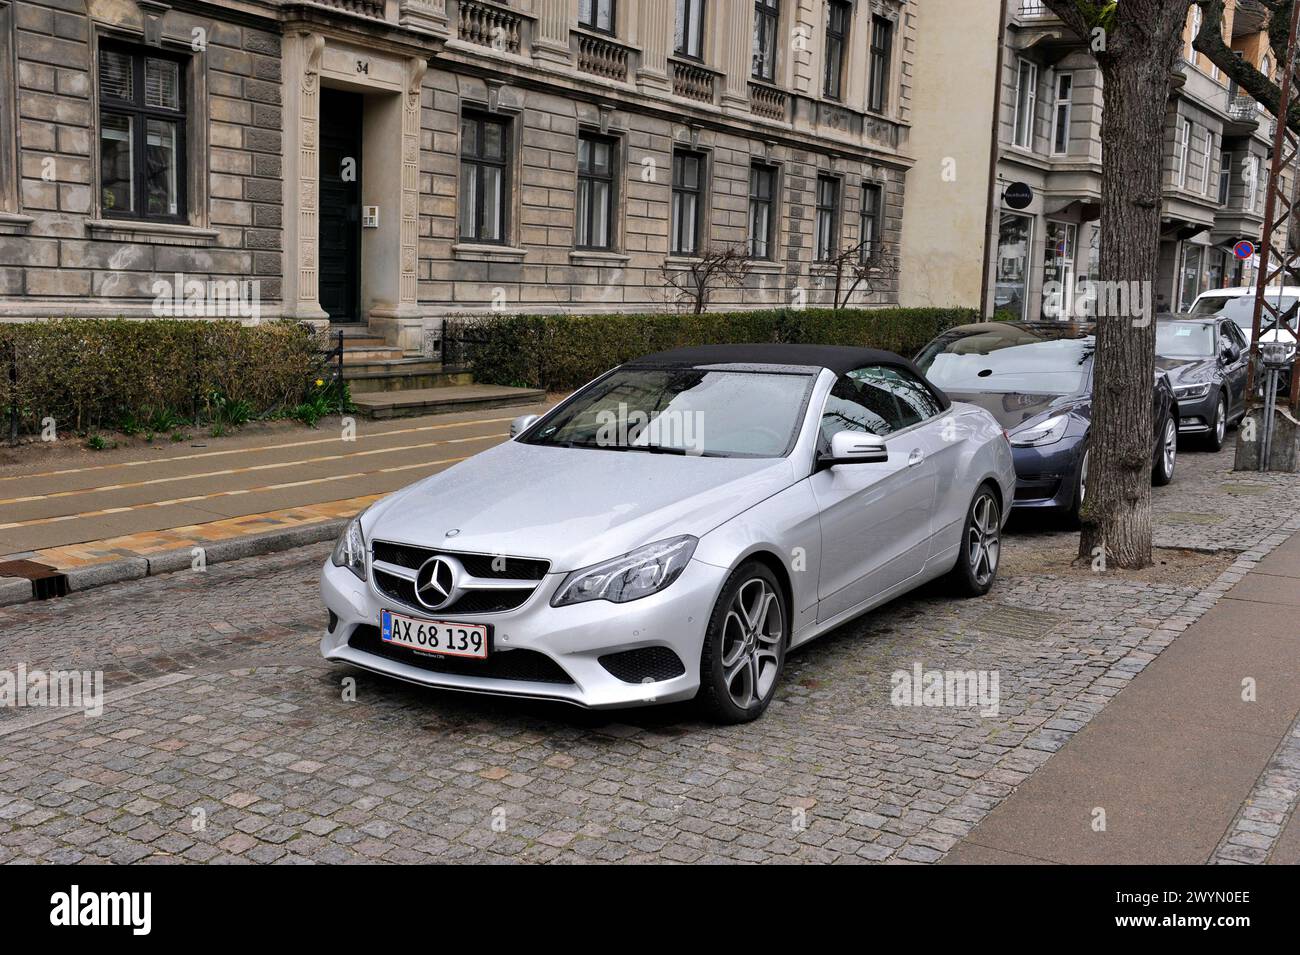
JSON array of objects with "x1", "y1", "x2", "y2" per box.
[{"x1": 2, "y1": 440, "x2": 1298, "y2": 864}]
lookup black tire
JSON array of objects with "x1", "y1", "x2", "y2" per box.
[
  {"x1": 697, "y1": 561, "x2": 788, "y2": 724},
  {"x1": 1201, "y1": 391, "x2": 1227, "y2": 452},
  {"x1": 1065, "y1": 446, "x2": 1088, "y2": 530},
  {"x1": 1152, "y1": 414, "x2": 1177, "y2": 486},
  {"x1": 945, "y1": 483, "x2": 1003, "y2": 598}
]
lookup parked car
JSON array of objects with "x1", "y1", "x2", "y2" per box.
[
  {"x1": 914, "y1": 322, "x2": 1179, "y2": 523},
  {"x1": 320, "y1": 344, "x2": 1016, "y2": 723},
  {"x1": 1155, "y1": 315, "x2": 1249, "y2": 451},
  {"x1": 1188, "y1": 286, "x2": 1299, "y2": 357}
]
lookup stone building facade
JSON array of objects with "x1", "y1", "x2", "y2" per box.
[
  {"x1": 0, "y1": 0, "x2": 922, "y2": 352},
  {"x1": 992, "y1": 0, "x2": 1283, "y2": 322}
]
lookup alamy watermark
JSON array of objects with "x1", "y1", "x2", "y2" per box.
[
  {"x1": 151, "y1": 272, "x2": 261, "y2": 321},
  {"x1": 0, "y1": 664, "x2": 104, "y2": 717},
  {"x1": 890, "y1": 662, "x2": 1000, "y2": 717},
  {"x1": 595, "y1": 402, "x2": 705, "y2": 455},
  {"x1": 1042, "y1": 278, "x2": 1153, "y2": 325}
]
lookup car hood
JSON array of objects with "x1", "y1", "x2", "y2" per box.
[
  {"x1": 1156, "y1": 355, "x2": 1216, "y2": 385},
  {"x1": 362, "y1": 440, "x2": 797, "y2": 572},
  {"x1": 940, "y1": 390, "x2": 1086, "y2": 431}
]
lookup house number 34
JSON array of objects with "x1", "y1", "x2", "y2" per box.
[{"x1": 356, "y1": 59, "x2": 369, "y2": 74}]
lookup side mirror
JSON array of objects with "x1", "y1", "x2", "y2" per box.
[
  {"x1": 510, "y1": 414, "x2": 540, "y2": 438},
  {"x1": 819, "y1": 431, "x2": 889, "y2": 469},
  {"x1": 1221, "y1": 345, "x2": 1239, "y2": 364}
]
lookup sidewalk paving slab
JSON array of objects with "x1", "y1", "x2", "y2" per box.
[{"x1": 946, "y1": 528, "x2": 1300, "y2": 866}]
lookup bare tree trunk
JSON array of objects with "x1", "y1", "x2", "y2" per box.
[{"x1": 1043, "y1": 0, "x2": 1189, "y2": 568}]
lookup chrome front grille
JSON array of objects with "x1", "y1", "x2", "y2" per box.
[{"x1": 370, "y1": 541, "x2": 550, "y2": 616}]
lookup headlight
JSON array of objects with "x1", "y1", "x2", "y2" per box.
[
  {"x1": 1173, "y1": 383, "x2": 1212, "y2": 401},
  {"x1": 331, "y1": 515, "x2": 367, "y2": 581},
  {"x1": 551, "y1": 536, "x2": 697, "y2": 607},
  {"x1": 1009, "y1": 414, "x2": 1070, "y2": 447}
]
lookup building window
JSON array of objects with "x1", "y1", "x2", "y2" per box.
[
  {"x1": 1042, "y1": 220, "x2": 1077, "y2": 320},
  {"x1": 1050, "y1": 72, "x2": 1072, "y2": 155},
  {"x1": 1187, "y1": 5, "x2": 1200, "y2": 61},
  {"x1": 860, "y1": 182, "x2": 882, "y2": 261},
  {"x1": 824, "y1": 1, "x2": 850, "y2": 100},
  {"x1": 1179, "y1": 243, "x2": 1204, "y2": 311},
  {"x1": 0, "y1": 3, "x2": 16, "y2": 214},
  {"x1": 1245, "y1": 155, "x2": 1259, "y2": 210},
  {"x1": 1176, "y1": 118, "x2": 1191, "y2": 188},
  {"x1": 576, "y1": 132, "x2": 616, "y2": 250},
  {"x1": 671, "y1": 149, "x2": 705, "y2": 256},
  {"x1": 815, "y1": 174, "x2": 840, "y2": 261},
  {"x1": 459, "y1": 112, "x2": 510, "y2": 244},
  {"x1": 579, "y1": 0, "x2": 616, "y2": 34},
  {"x1": 1201, "y1": 131, "x2": 1214, "y2": 195},
  {"x1": 97, "y1": 42, "x2": 187, "y2": 221},
  {"x1": 752, "y1": 0, "x2": 779, "y2": 82},
  {"x1": 1013, "y1": 59, "x2": 1037, "y2": 150},
  {"x1": 675, "y1": 0, "x2": 706, "y2": 59},
  {"x1": 868, "y1": 15, "x2": 893, "y2": 113},
  {"x1": 1218, "y1": 150, "x2": 1231, "y2": 204},
  {"x1": 748, "y1": 162, "x2": 776, "y2": 260},
  {"x1": 996, "y1": 213, "x2": 1033, "y2": 321}
]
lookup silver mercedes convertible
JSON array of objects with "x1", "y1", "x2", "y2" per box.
[{"x1": 321, "y1": 344, "x2": 1016, "y2": 723}]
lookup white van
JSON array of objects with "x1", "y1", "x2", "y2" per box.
[{"x1": 1188, "y1": 287, "x2": 1299, "y2": 357}]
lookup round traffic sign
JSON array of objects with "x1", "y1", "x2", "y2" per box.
[{"x1": 1233, "y1": 240, "x2": 1255, "y2": 260}]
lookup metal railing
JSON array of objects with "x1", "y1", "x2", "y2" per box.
[
  {"x1": 437, "y1": 318, "x2": 491, "y2": 372},
  {"x1": 1018, "y1": 0, "x2": 1054, "y2": 18}
]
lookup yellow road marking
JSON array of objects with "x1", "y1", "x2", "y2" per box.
[
  {"x1": 0, "y1": 414, "x2": 522, "y2": 483},
  {"x1": 0, "y1": 456, "x2": 470, "y2": 531},
  {"x1": 0, "y1": 432, "x2": 505, "y2": 506}
]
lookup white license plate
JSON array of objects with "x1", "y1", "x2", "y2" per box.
[{"x1": 380, "y1": 610, "x2": 489, "y2": 660}]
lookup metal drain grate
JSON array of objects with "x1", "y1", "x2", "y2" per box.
[{"x1": 974, "y1": 604, "x2": 1062, "y2": 641}]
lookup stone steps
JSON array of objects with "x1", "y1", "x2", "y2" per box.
[
  {"x1": 351, "y1": 385, "x2": 546, "y2": 419},
  {"x1": 346, "y1": 359, "x2": 475, "y2": 394}
]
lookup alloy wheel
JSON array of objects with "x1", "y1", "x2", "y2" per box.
[
  {"x1": 1163, "y1": 418, "x2": 1177, "y2": 475},
  {"x1": 966, "y1": 491, "x2": 1001, "y2": 587},
  {"x1": 1215, "y1": 397, "x2": 1226, "y2": 444},
  {"x1": 720, "y1": 578, "x2": 784, "y2": 710},
  {"x1": 1078, "y1": 449, "x2": 1089, "y2": 506}
]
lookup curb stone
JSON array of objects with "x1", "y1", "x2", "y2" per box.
[
  {"x1": 10, "y1": 519, "x2": 348, "y2": 604},
  {"x1": 0, "y1": 576, "x2": 31, "y2": 606}
]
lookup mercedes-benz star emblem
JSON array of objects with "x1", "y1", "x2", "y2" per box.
[{"x1": 415, "y1": 557, "x2": 456, "y2": 610}]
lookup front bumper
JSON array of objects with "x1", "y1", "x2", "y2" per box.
[
  {"x1": 319, "y1": 556, "x2": 727, "y2": 709},
  {"x1": 1175, "y1": 391, "x2": 1218, "y2": 435},
  {"x1": 1009, "y1": 439, "x2": 1084, "y2": 512}
]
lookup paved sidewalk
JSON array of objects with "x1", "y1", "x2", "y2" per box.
[
  {"x1": 0, "y1": 401, "x2": 547, "y2": 579},
  {"x1": 946, "y1": 523, "x2": 1300, "y2": 865}
]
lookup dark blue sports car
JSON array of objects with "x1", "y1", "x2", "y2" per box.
[{"x1": 915, "y1": 322, "x2": 1179, "y2": 523}]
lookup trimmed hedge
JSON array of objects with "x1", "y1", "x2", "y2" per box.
[
  {"x1": 449, "y1": 307, "x2": 978, "y2": 391},
  {"x1": 0, "y1": 319, "x2": 324, "y2": 436}
]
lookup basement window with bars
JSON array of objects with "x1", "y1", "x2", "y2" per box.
[{"x1": 97, "y1": 42, "x2": 187, "y2": 222}]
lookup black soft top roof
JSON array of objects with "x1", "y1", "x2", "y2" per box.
[{"x1": 628, "y1": 343, "x2": 914, "y2": 376}]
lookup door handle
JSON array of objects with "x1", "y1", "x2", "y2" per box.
[{"x1": 908, "y1": 448, "x2": 925, "y2": 466}]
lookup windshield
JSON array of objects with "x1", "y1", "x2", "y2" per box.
[
  {"x1": 1156, "y1": 321, "x2": 1216, "y2": 359},
  {"x1": 521, "y1": 367, "x2": 814, "y2": 458},
  {"x1": 1190, "y1": 294, "x2": 1300, "y2": 335},
  {"x1": 915, "y1": 329, "x2": 1093, "y2": 396}
]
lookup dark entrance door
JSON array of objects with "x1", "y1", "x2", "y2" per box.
[{"x1": 318, "y1": 89, "x2": 363, "y2": 323}]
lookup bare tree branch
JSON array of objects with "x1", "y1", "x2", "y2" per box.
[{"x1": 658, "y1": 245, "x2": 753, "y2": 314}]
